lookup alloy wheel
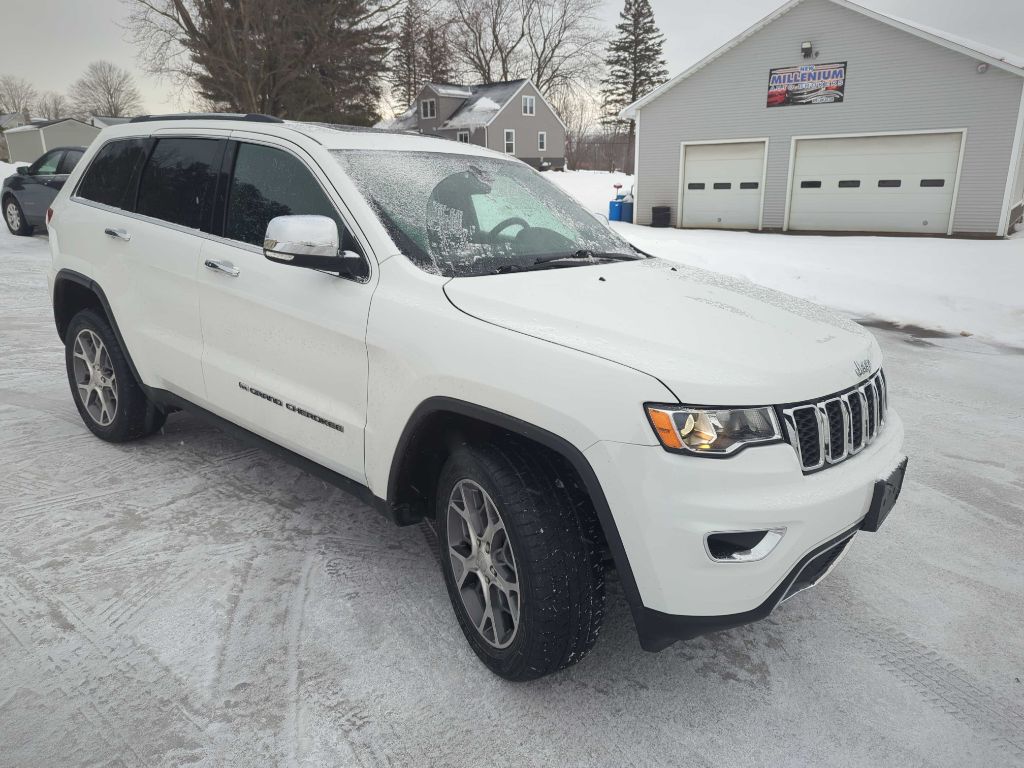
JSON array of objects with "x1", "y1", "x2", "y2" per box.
[
  {"x1": 446, "y1": 479, "x2": 521, "y2": 649},
  {"x1": 72, "y1": 329, "x2": 118, "y2": 426},
  {"x1": 5, "y1": 201, "x2": 20, "y2": 231}
]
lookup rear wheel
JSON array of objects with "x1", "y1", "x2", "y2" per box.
[
  {"x1": 65, "y1": 308, "x2": 166, "y2": 442},
  {"x1": 3, "y1": 196, "x2": 32, "y2": 236},
  {"x1": 437, "y1": 442, "x2": 605, "y2": 681}
]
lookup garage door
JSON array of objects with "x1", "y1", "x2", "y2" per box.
[
  {"x1": 680, "y1": 142, "x2": 765, "y2": 229},
  {"x1": 788, "y1": 133, "x2": 962, "y2": 233}
]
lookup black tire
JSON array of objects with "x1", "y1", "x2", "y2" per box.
[
  {"x1": 64, "y1": 308, "x2": 166, "y2": 442},
  {"x1": 3, "y1": 195, "x2": 33, "y2": 236},
  {"x1": 436, "y1": 441, "x2": 605, "y2": 681}
]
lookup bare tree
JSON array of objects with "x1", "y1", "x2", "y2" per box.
[
  {"x1": 36, "y1": 91, "x2": 70, "y2": 120},
  {"x1": 524, "y1": 0, "x2": 603, "y2": 96},
  {"x1": 69, "y1": 61, "x2": 143, "y2": 117},
  {"x1": 0, "y1": 75, "x2": 38, "y2": 117},
  {"x1": 446, "y1": 0, "x2": 602, "y2": 96},
  {"x1": 550, "y1": 87, "x2": 598, "y2": 169},
  {"x1": 125, "y1": 0, "x2": 399, "y2": 124},
  {"x1": 449, "y1": 0, "x2": 533, "y2": 84}
]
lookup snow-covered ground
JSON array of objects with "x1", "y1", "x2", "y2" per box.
[
  {"x1": 550, "y1": 171, "x2": 1024, "y2": 349},
  {"x1": 1, "y1": 219, "x2": 1022, "y2": 766}
]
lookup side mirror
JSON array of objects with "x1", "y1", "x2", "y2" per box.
[
  {"x1": 16, "y1": 166, "x2": 28, "y2": 176},
  {"x1": 263, "y1": 215, "x2": 360, "y2": 272}
]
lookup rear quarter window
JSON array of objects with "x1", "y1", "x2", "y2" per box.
[{"x1": 76, "y1": 139, "x2": 149, "y2": 210}]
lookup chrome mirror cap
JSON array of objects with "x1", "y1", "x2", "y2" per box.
[{"x1": 263, "y1": 215, "x2": 339, "y2": 261}]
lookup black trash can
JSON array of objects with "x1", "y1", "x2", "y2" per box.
[{"x1": 651, "y1": 206, "x2": 671, "y2": 228}]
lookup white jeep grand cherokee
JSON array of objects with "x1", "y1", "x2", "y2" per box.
[{"x1": 46, "y1": 114, "x2": 908, "y2": 681}]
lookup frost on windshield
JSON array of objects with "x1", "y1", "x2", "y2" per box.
[{"x1": 331, "y1": 150, "x2": 632, "y2": 277}]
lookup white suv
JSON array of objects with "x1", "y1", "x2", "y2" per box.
[{"x1": 47, "y1": 114, "x2": 908, "y2": 680}]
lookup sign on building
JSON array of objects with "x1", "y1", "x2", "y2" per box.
[{"x1": 767, "y1": 62, "x2": 847, "y2": 107}]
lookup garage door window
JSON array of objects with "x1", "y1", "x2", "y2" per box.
[
  {"x1": 838, "y1": 180, "x2": 860, "y2": 188},
  {"x1": 878, "y1": 179, "x2": 902, "y2": 188},
  {"x1": 801, "y1": 181, "x2": 822, "y2": 189},
  {"x1": 740, "y1": 182, "x2": 759, "y2": 190},
  {"x1": 714, "y1": 182, "x2": 732, "y2": 190},
  {"x1": 920, "y1": 179, "x2": 946, "y2": 187},
  {"x1": 688, "y1": 182, "x2": 705, "y2": 190}
]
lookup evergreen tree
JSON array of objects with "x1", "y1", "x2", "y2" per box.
[
  {"x1": 421, "y1": 20, "x2": 454, "y2": 85},
  {"x1": 600, "y1": 0, "x2": 668, "y2": 172},
  {"x1": 389, "y1": 0, "x2": 424, "y2": 108}
]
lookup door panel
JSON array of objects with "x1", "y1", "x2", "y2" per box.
[
  {"x1": 19, "y1": 150, "x2": 64, "y2": 221},
  {"x1": 681, "y1": 142, "x2": 765, "y2": 229},
  {"x1": 197, "y1": 140, "x2": 373, "y2": 482},
  {"x1": 788, "y1": 133, "x2": 961, "y2": 233}
]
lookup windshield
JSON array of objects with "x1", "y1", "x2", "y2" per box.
[{"x1": 330, "y1": 149, "x2": 639, "y2": 277}]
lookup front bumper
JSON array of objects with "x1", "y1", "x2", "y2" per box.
[{"x1": 586, "y1": 408, "x2": 906, "y2": 649}]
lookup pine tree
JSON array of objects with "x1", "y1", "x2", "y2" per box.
[
  {"x1": 600, "y1": 0, "x2": 668, "y2": 172},
  {"x1": 389, "y1": 0, "x2": 424, "y2": 108},
  {"x1": 421, "y1": 20, "x2": 454, "y2": 85}
]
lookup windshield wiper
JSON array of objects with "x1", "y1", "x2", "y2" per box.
[{"x1": 533, "y1": 250, "x2": 640, "y2": 266}]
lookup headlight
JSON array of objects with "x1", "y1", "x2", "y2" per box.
[{"x1": 645, "y1": 404, "x2": 782, "y2": 456}]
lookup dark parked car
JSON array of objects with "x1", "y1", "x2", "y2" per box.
[{"x1": 3, "y1": 146, "x2": 85, "y2": 236}]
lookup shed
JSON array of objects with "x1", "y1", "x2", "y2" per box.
[{"x1": 4, "y1": 118, "x2": 100, "y2": 164}]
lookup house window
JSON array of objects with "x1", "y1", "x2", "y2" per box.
[
  {"x1": 504, "y1": 129, "x2": 515, "y2": 155},
  {"x1": 522, "y1": 95, "x2": 536, "y2": 116},
  {"x1": 457, "y1": 130, "x2": 470, "y2": 143},
  {"x1": 420, "y1": 99, "x2": 436, "y2": 119},
  {"x1": 538, "y1": 131, "x2": 547, "y2": 152}
]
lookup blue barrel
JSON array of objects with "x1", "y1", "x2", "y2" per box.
[
  {"x1": 608, "y1": 200, "x2": 623, "y2": 221},
  {"x1": 620, "y1": 202, "x2": 634, "y2": 223}
]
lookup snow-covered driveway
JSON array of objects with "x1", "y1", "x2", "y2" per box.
[{"x1": 1, "y1": 226, "x2": 1022, "y2": 767}]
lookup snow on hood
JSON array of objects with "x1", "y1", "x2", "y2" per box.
[{"x1": 444, "y1": 257, "x2": 881, "y2": 405}]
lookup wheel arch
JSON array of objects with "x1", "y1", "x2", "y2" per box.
[
  {"x1": 53, "y1": 269, "x2": 145, "y2": 388},
  {"x1": 386, "y1": 396, "x2": 643, "y2": 608}
]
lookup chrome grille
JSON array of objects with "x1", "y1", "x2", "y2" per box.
[{"x1": 781, "y1": 369, "x2": 888, "y2": 473}]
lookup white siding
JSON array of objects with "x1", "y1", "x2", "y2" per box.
[{"x1": 634, "y1": 0, "x2": 1022, "y2": 234}]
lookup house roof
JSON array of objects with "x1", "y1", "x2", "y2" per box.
[
  {"x1": 0, "y1": 113, "x2": 24, "y2": 128},
  {"x1": 374, "y1": 105, "x2": 419, "y2": 131},
  {"x1": 621, "y1": 0, "x2": 1024, "y2": 118},
  {"x1": 439, "y1": 80, "x2": 529, "y2": 129},
  {"x1": 4, "y1": 118, "x2": 96, "y2": 134}
]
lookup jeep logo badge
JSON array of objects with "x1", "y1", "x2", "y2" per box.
[{"x1": 854, "y1": 358, "x2": 872, "y2": 377}]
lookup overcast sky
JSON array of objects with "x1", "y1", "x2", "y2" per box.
[{"x1": 1, "y1": 0, "x2": 1022, "y2": 114}]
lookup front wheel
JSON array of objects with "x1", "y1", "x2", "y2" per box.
[
  {"x1": 437, "y1": 442, "x2": 605, "y2": 681},
  {"x1": 64, "y1": 308, "x2": 166, "y2": 442},
  {"x1": 4, "y1": 196, "x2": 32, "y2": 236}
]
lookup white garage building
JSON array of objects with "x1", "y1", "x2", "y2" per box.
[{"x1": 623, "y1": 0, "x2": 1024, "y2": 237}]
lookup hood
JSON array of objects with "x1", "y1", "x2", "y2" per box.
[{"x1": 443, "y1": 257, "x2": 881, "y2": 405}]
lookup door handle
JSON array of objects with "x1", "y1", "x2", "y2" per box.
[
  {"x1": 104, "y1": 227, "x2": 131, "y2": 242},
  {"x1": 204, "y1": 258, "x2": 240, "y2": 277}
]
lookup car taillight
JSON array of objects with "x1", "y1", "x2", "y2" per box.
[{"x1": 46, "y1": 207, "x2": 54, "y2": 224}]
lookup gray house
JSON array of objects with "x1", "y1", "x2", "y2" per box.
[
  {"x1": 378, "y1": 79, "x2": 567, "y2": 169},
  {"x1": 622, "y1": 0, "x2": 1024, "y2": 236},
  {"x1": 4, "y1": 118, "x2": 100, "y2": 164}
]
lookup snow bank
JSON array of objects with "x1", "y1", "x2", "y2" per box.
[
  {"x1": 0, "y1": 160, "x2": 27, "y2": 180},
  {"x1": 548, "y1": 170, "x2": 1024, "y2": 348},
  {"x1": 547, "y1": 170, "x2": 635, "y2": 215}
]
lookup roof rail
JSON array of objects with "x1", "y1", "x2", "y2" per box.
[{"x1": 129, "y1": 113, "x2": 284, "y2": 124}]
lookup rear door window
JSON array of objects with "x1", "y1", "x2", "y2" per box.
[
  {"x1": 224, "y1": 142, "x2": 345, "y2": 247},
  {"x1": 76, "y1": 139, "x2": 149, "y2": 210},
  {"x1": 58, "y1": 149, "x2": 84, "y2": 175},
  {"x1": 136, "y1": 138, "x2": 223, "y2": 231}
]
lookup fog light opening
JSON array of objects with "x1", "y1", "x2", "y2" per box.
[{"x1": 705, "y1": 528, "x2": 786, "y2": 563}]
